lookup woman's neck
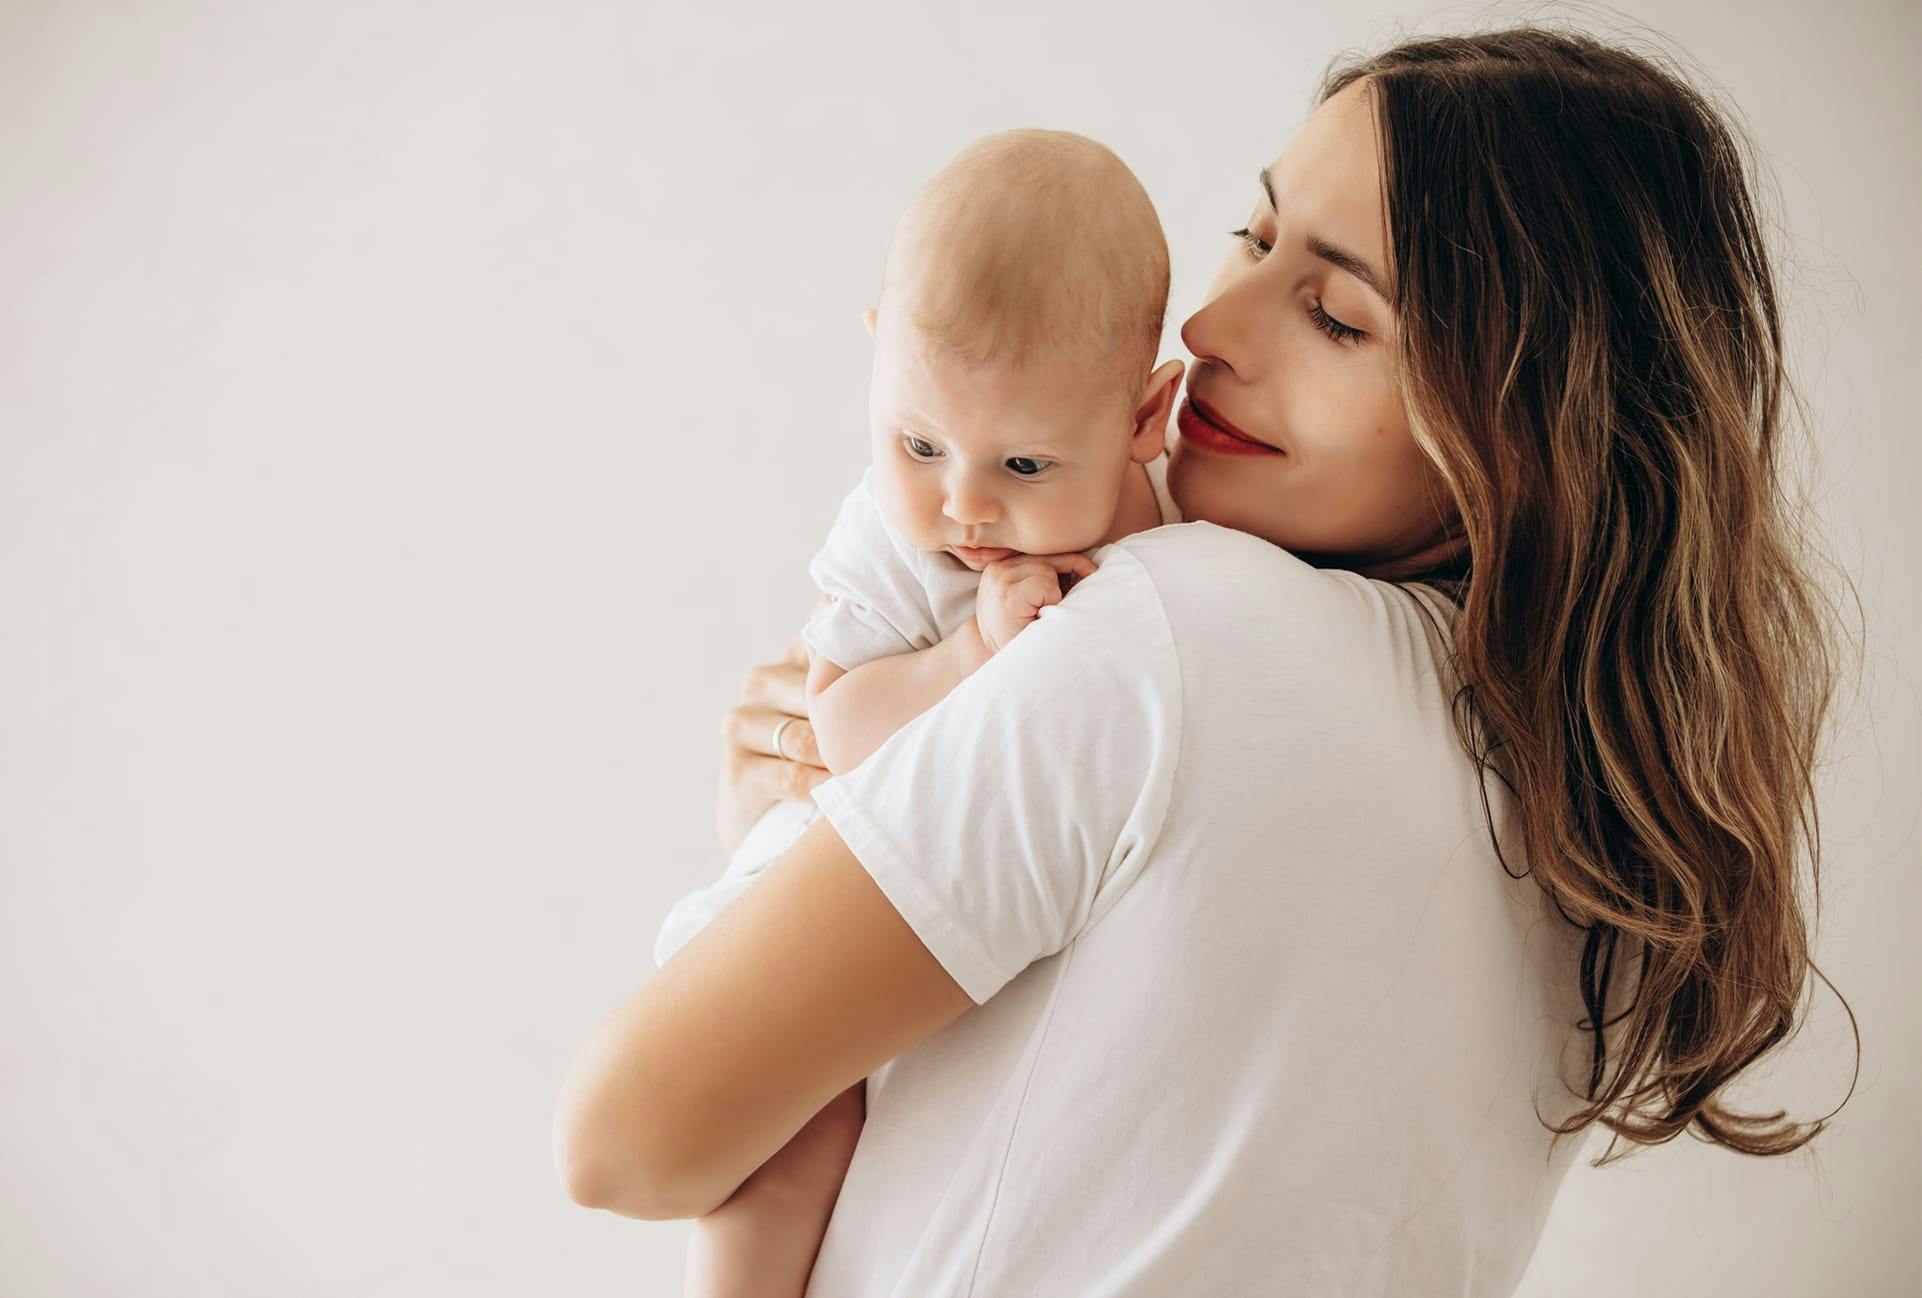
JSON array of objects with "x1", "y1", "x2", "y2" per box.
[{"x1": 1348, "y1": 531, "x2": 1471, "y2": 584}]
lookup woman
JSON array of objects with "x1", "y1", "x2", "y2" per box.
[{"x1": 556, "y1": 28, "x2": 1856, "y2": 1294}]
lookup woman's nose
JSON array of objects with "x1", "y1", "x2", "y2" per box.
[{"x1": 1181, "y1": 268, "x2": 1264, "y2": 381}]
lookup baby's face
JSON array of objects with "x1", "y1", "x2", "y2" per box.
[{"x1": 867, "y1": 320, "x2": 1138, "y2": 571}]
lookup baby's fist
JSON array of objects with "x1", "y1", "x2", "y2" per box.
[{"x1": 975, "y1": 551, "x2": 1099, "y2": 653}]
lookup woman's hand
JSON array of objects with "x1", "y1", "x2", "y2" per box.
[{"x1": 716, "y1": 604, "x2": 832, "y2": 857}]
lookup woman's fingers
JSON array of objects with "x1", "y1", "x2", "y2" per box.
[
  {"x1": 737, "y1": 659, "x2": 810, "y2": 721},
  {"x1": 715, "y1": 601, "x2": 835, "y2": 856},
  {"x1": 716, "y1": 710, "x2": 827, "y2": 855},
  {"x1": 738, "y1": 602, "x2": 831, "y2": 731},
  {"x1": 732, "y1": 748, "x2": 832, "y2": 803},
  {"x1": 779, "y1": 622, "x2": 812, "y2": 668},
  {"x1": 717, "y1": 751, "x2": 821, "y2": 858},
  {"x1": 725, "y1": 704, "x2": 824, "y2": 770}
]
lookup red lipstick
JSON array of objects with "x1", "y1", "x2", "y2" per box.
[{"x1": 1176, "y1": 397, "x2": 1283, "y2": 457}]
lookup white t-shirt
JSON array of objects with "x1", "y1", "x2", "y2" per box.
[{"x1": 801, "y1": 521, "x2": 1594, "y2": 1297}]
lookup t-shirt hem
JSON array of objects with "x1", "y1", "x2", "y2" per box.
[{"x1": 811, "y1": 780, "x2": 1010, "y2": 1005}]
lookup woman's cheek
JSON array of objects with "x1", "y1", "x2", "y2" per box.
[{"x1": 1287, "y1": 369, "x2": 1365, "y2": 462}]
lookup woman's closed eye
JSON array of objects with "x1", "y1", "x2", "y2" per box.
[
  {"x1": 1231, "y1": 227, "x2": 1368, "y2": 346},
  {"x1": 1307, "y1": 299, "x2": 1365, "y2": 345},
  {"x1": 1230, "y1": 225, "x2": 1272, "y2": 259}
]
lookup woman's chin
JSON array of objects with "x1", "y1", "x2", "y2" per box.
[{"x1": 1167, "y1": 441, "x2": 1295, "y2": 546}]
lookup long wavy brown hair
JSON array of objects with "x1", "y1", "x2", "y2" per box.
[{"x1": 1321, "y1": 28, "x2": 1860, "y2": 1165}]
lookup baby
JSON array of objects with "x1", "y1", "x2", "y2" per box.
[{"x1": 653, "y1": 128, "x2": 1185, "y2": 1297}]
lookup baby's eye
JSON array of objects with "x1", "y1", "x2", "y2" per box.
[
  {"x1": 903, "y1": 436, "x2": 942, "y2": 461},
  {"x1": 1006, "y1": 457, "x2": 1052, "y2": 477}
]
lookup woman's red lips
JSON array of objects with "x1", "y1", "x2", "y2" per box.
[{"x1": 1177, "y1": 397, "x2": 1283, "y2": 457}]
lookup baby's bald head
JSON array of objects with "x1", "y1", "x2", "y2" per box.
[{"x1": 875, "y1": 130, "x2": 1170, "y2": 394}]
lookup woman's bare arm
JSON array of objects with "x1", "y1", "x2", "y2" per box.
[{"x1": 555, "y1": 816, "x2": 973, "y2": 1219}]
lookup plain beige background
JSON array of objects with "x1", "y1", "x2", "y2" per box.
[{"x1": 3, "y1": 0, "x2": 1915, "y2": 1293}]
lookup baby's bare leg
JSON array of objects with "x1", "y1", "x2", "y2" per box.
[{"x1": 681, "y1": 1080, "x2": 867, "y2": 1298}]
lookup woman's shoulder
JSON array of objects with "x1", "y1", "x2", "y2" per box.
[
  {"x1": 1105, "y1": 519, "x2": 1359, "y2": 589},
  {"x1": 1100, "y1": 522, "x2": 1461, "y2": 679},
  {"x1": 1106, "y1": 521, "x2": 1456, "y2": 610}
]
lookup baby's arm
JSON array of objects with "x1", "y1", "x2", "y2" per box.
[
  {"x1": 682, "y1": 1080, "x2": 866, "y2": 1298},
  {"x1": 806, "y1": 621, "x2": 989, "y2": 773},
  {"x1": 807, "y1": 551, "x2": 1097, "y2": 773}
]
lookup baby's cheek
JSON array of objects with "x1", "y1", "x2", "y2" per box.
[
  {"x1": 1015, "y1": 510, "x2": 1057, "y2": 553},
  {"x1": 1080, "y1": 489, "x2": 1122, "y2": 546},
  {"x1": 874, "y1": 470, "x2": 932, "y2": 543}
]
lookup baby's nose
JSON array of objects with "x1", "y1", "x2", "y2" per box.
[{"x1": 942, "y1": 480, "x2": 999, "y2": 526}]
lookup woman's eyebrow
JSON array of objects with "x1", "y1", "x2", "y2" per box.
[{"x1": 1258, "y1": 166, "x2": 1392, "y2": 304}]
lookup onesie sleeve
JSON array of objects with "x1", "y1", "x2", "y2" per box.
[
  {"x1": 802, "y1": 471, "x2": 947, "y2": 671},
  {"x1": 809, "y1": 543, "x2": 1183, "y2": 1004}
]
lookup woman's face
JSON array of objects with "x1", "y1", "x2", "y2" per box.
[{"x1": 1168, "y1": 78, "x2": 1462, "y2": 577}]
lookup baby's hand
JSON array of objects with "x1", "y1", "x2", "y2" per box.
[{"x1": 976, "y1": 552, "x2": 1099, "y2": 653}]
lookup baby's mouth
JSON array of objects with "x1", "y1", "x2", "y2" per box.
[{"x1": 950, "y1": 544, "x2": 1015, "y2": 566}]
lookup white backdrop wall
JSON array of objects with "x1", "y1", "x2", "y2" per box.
[{"x1": 2, "y1": 1, "x2": 1915, "y2": 1294}]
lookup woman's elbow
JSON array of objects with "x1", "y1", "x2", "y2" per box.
[
  {"x1": 552, "y1": 1112, "x2": 690, "y2": 1219},
  {"x1": 556, "y1": 1162, "x2": 679, "y2": 1221},
  {"x1": 552, "y1": 1084, "x2": 693, "y2": 1219}
]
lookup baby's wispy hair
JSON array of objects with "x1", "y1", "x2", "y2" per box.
[{"x1": 878, "y1": 130, "x2": 1170, "y2": 389}]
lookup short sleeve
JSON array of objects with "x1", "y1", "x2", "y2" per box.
[
  {"x1": 803, "y1": 471, "x2": 952, "y2": 671},
  {"x1": 809, "y1": 543, "x2": 1183, "y2": 1004}
]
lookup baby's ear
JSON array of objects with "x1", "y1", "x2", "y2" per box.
[
  {"x1": 862, "y1": 308, "x2": 877, "y2": 338},
  {"x1": 1131, "y1": 359, "x2": 1186, "y2": 460}
]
